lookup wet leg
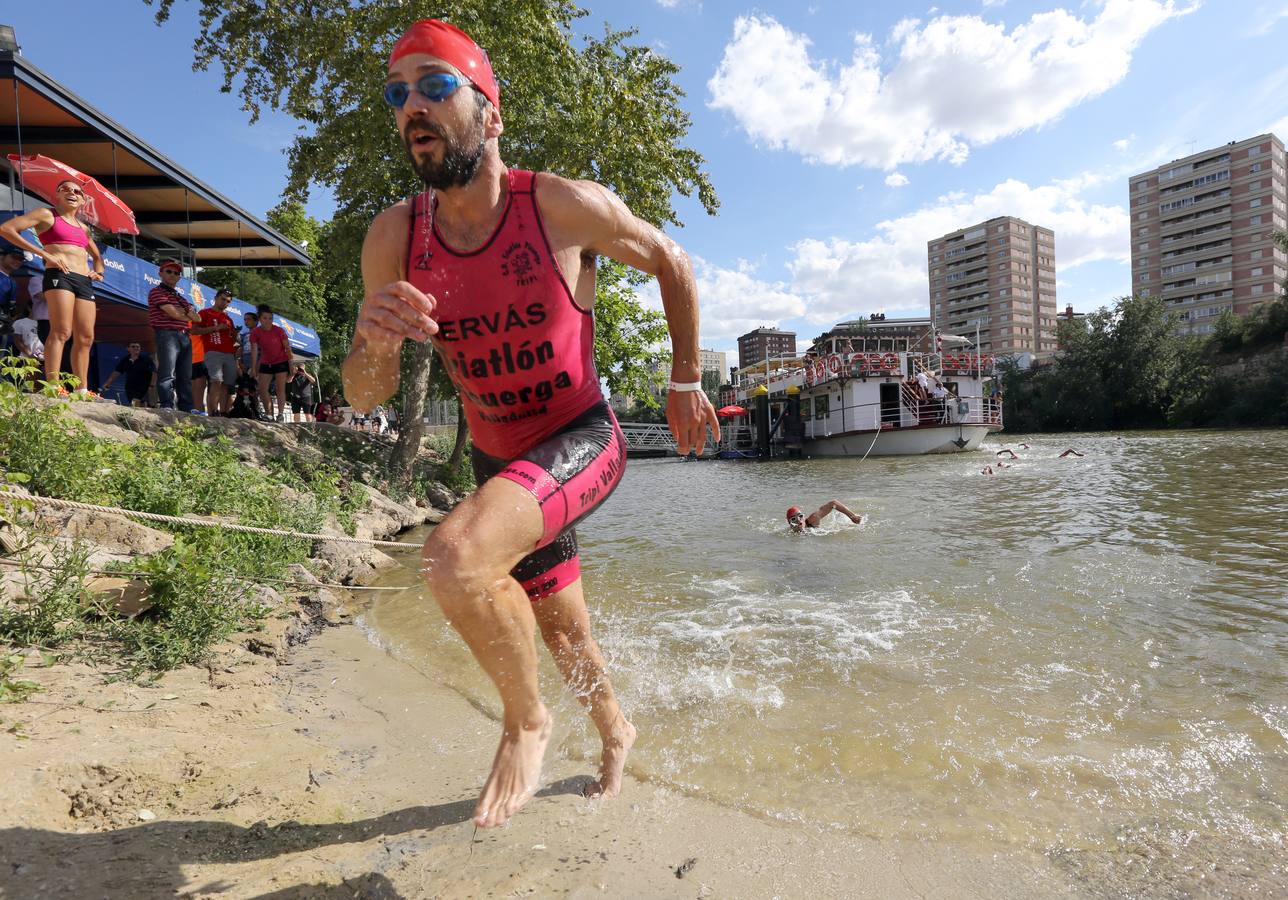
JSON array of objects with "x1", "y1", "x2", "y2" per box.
[
  {"x1": 421, "y1": 478, "x2": 552, "y2": 827},
  {"x1": 534, "y1": 582, "x2": 636, "y2": 799}
]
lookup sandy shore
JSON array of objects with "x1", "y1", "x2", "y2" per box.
[{"x1": 1, "y1": 611, "x2": 1095, "y2": 899}]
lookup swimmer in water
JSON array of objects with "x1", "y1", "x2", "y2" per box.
[
  {"x1": 982, "y1": 465, "x2": 995, "y2": 476},
  {"x1": 1059, "y1": 448, "x2": 1084, "y2": 458},
  {"x1": 787, "y1": 500, "x2": 864, "y2": 532},
  {"x1": 996, "y1": 448, "x2": 1019, "y2": 459}
]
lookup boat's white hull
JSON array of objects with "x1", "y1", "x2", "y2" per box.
[{"x1": 803, "y1": 424, "x2": 999, "y2": 457}]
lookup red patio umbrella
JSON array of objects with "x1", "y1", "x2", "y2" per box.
[
  {"x1": 716, "y1": 404, "x2": 749, "y2": 417},
  {"x1": 6, "y1": 153, "x2": 139, "y2": 235}
]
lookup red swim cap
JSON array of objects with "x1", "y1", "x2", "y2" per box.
[
  {"x1": 786, "y1": 506, "x2": 802, "y2": 520},
  {"x1": 389, "y1": 20, "x2": 501, "y2": 113}
]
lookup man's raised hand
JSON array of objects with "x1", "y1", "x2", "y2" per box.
[
  {"x1": 667, "y1": 389, "x2": 721, "y2": 456},
  {"x1": 354, "y1": 281, "x2": 439, "y2": 353}
]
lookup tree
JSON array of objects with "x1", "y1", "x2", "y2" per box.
[{"x1": 148, "y1": 0, "x2": 717, "y2": 480}]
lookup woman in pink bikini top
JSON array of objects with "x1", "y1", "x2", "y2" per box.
[{"x1": 0, "y1": 179, "x2": 106, "y2": 392}]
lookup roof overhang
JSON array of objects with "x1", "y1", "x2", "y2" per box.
[{"x1": 0, "y1": 50, "x2": 309, "y2": 267}]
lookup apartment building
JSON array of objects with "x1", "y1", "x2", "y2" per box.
[
  {"x1": 737, "y1": 327, "x2": 796, "y2": 369},
  {"x1": 927, "y1": 216, "x2": 1057, "y2": 357},
  {"x1": 698, "y1": 348, "x2": 728, "y2": 381},
  {"x1": 1130, "y1": 133, "x2": 1287, "y2": 334}
]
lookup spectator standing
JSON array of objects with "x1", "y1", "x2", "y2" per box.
[
  {"x1": 148, "y1": 260, "x2": 199, "y2": 411},
  {"x1": 101, "y1": 341, "x2": 156, "y2": 407},
  {"x1": 0, "y1": 183, "x2": 106, "y2": 394},
  {"x1": 238, "y1": 311, "x2": 257, "y2": 371},
  {"x1": 287, "y1": 363, "x2": 317, "y2": 422},
  {"x1": 249, "y1": 305, "x2": 292, "y2": 422},
  {"x1": 199, "y1": 289, "x2": 238, "y2": 416},
  {"x1": 228, "y1": 360, "x2": 261, "y2": 419},
  {"x1": 0, "y1": 245, "x2": 22, "y2": 355}
]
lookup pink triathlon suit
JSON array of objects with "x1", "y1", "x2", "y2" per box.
[{"x1": 407, "y1": 169, "x2": 626, "y2": 601}]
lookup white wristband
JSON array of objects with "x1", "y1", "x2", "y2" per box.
[{"x1": 668, "y1": 381, "x2": 703, "y2": 392}]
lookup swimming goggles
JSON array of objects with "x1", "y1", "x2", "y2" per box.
[{"x1": 383, "y1": 73, "x2": 473, "y2": 109}]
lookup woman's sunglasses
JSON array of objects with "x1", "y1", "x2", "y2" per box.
[
  {"x1": 383, "y1": 73, "x2": 472, "y2": 109},
  {"x1": 58, "y1": 185, "x2": 85, "y2": 197}
]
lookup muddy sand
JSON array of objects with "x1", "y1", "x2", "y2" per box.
[{"x1": 2, "y1": 611, "x2": 1094, "y2": 899}]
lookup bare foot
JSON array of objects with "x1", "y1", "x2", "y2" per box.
[
  {"x1": 474, "y1": 708, "x2": 552, "y2": 828},
  {"x1": 585, "y1": 719, "x2": 637, "y2": 800}
]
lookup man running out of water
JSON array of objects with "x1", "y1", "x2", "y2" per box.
[
  {"x1": 786, "y1": 500, "x2": 865, "y2": 533},
  {"x1": 342, "y1": 19, "x2": 719, "y2": 829}
]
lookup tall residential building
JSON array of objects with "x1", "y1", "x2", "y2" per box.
[
  {"x1": 927, "y1": 217, "x2": 1058, "y2": 357},
  {"x1": 1130, "y1": 133, "x2": 1287, "y2": 335},
  {"x1": 737, "y1": 327, "x2": 796, "y2": 369},
  {"x1": 698, "y1": 348, "x2": 728, "y2": 380}
]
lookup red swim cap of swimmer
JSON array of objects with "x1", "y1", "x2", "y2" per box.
[
  {"x1": 389, "y1": 20, "x2": 501, "y2": 113},
  {"x1": 786, "y1": 507, "x2": 802, "y2": 520}
]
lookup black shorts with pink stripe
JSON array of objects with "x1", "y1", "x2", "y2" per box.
[{"x1": 470, "y1": 402, "x2": 626, "y2": 602}]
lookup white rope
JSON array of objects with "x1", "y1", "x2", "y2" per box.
[
  {"x1": 0, "y1": 558, "x2": 410, "y2": 592},
  {"x1": 0, "y1": 489, "x2": 425, "y2": 549}
]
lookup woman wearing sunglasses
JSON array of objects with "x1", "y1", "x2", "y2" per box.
[{"x1": 0, "y1": 180, "x2": 105, "y2": 393}]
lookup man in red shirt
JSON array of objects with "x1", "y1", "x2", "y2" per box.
[
  {"x1": 342, "y1": 20, "x2": 718, "y2": 828},
  {"x1": 198, "y1": 289, "x2": 239, "y2": 416},
  {"x1": 249, "y1": 304, "x2": 293, "y2": 422}
]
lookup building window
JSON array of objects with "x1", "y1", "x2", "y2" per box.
[
  {"x1": 1250, "y1": 198, "x2": 1263, "y2": 208},
  {"x1": 814, "y1": 394, "x2": 829, "y2": 420},
  {"x1": 1248, "y1": 146, "x2": 1262, "y2": 157},
  {"x1": 1251, "y1": 267, "x2": 1263, "y2": 277},
  {"x1": 1250, "y1": 215, "x2": 1263, "y2": 225},
  {"x1": 1251, "y1": 285, "x2": 1265, "y2": 295},
  {"x1": 1139, "y1": 272, "x2": 1150, "y2": 282},
  {"x1": 1251, "y1": 162, "x2": 1263, "y2": 173},
  {"x1": 1251, "y1": 249, "x2": 1264, "y2": 260}
]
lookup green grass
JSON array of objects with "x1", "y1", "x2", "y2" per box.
[{"x1": 0, "y1": 356, "x2": 369, "y2": 679}]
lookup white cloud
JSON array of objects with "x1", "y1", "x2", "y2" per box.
[
  {"x1": 708, "y1": 2, "x2": 1193, "y2": 169},
  {"x1": 642, "y1": 257, "x2": 807, "y2": 347},
  {"x1": 784, "y1": 173, "x2": 1130, "y2": 324},
  {"x1": 677, "y1": 170, "x2": 1130, "y2": 345},
  {"x1": 1269, "y1": 115, "x2": 1288, "y2": 140},
  {"x1": 1246, "y1": 3, "x2": 1288, "y2": 36},
  {"x1": 885, "y1": 171, "x2": 910, "y2": 187},
  {"x1": 1112, "y1": 134, "x2": 1135, "y2": 152}
]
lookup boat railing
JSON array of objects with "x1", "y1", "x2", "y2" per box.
[{"x1": 799, "y1": 395, "x2": 1002, "y2": 439}]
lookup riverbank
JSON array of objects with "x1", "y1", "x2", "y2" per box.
[{"x1": 1, "y1": 611, "x2": 1091, "y2": 899}]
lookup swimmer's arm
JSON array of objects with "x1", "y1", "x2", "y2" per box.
[{"x1": 343, "y1": 203, "x2": 436, "y2": 412}]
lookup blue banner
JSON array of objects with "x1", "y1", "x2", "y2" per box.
[{"x1": 3, "y1": 212, "x2": 321, "y2": 357}]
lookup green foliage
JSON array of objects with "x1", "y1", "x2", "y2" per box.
[
  {"x1": 593, "y1": 260, "x2": 670, "y2": 405},
  {"x1": 111, "y1": 536, "x2": 272, "y2": 674},
  {"x1": 0, "y1": 654, "x2": 41, "y2": 703},
  {"x1": 0, "y1": 385, "x2": 368, "y2": 676},
  {"x1": 424, "y1": 431, "x2": 476, "y2": 494},
  {"x1": 1003, "y1": 286, "x2": 1288, "y2": 432}
]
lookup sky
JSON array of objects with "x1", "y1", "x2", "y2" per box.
[{"x1": 6, "y1": 1, "x2": 1288, "y2": 355}]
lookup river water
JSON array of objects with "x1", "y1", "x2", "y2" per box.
[{"x1": 364, "y1": 431, "x2": 1288, "y2": 890}]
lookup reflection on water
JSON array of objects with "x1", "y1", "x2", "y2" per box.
[{"x1": 365, "y1": 431, "x2": 1288, "y2": 888}]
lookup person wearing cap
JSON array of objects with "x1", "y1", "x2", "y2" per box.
[
  {"x1": 147, "y1": 260, "x2": 200, "y2": 412},
  {"x1": 786, "y1": 500, "x2": 865, "y2": 533},
  {"x1": 342, "y1": 19, "x2": 719, "y2": 829}
]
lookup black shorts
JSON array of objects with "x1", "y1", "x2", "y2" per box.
[
  {"x1": 259, "y1": 361, "x2": 289, "y2": 375},
  {"x1": 191, "y1": 361, "x2": 209, "y2": 380},
  {"x1": 290, "y1": 399, "x2": 314, "y2": 414},
  {"x1": 470, "y1": 402, "x2": 626, "y2": 601},
  {"x1": 42, "y1": 269, "x2": 95, "y2": 301}
]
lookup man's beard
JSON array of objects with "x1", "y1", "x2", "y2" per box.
[{"x1": 404, "y1": 114, "x2": 486, "y2": 190}]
